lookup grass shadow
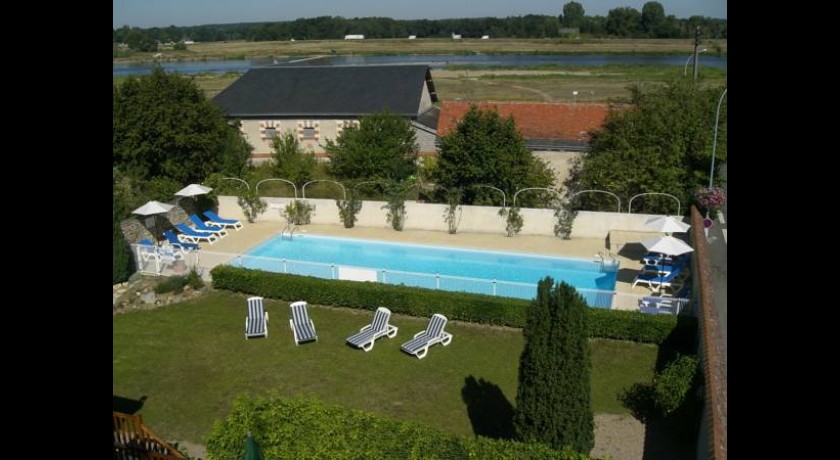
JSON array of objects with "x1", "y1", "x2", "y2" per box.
[
  {"x1": 460, "y1": 375, "x2": 514, "y2": 439},
  {"x1": 113, "y1": 394, "x2": 147, "y2": 414}
]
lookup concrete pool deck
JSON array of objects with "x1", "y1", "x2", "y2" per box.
[{"x1": 200, "y1": 222, "x2": 663, "y2": 310}]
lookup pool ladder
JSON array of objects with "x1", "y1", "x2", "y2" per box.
[{"x1": 595, "y1": 251, "x2": 619, "y2": 272}]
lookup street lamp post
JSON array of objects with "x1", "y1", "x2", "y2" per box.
[
  {"x1": 684, "y1": 49, "x2": 708, "y2": 77},
  {"x1": 709, "y1": 88, "x2": 728, "y2": 189}
]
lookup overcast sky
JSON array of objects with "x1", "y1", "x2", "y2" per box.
[{"x1": 114, "y1": 0, "x2": 726, "y2": 29}]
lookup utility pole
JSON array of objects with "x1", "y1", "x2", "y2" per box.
[{"x1": 692, "y1": 26, "x2": 701, "y2": 85}]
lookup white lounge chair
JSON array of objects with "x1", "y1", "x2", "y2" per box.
[
  {"x1": 400, "y1": 313, "x2": 452, "y2": 359},
  {"x1": 245, "y1": 296, "x2": 269, "y2": 339},
  {"x1": 346, "y1": 307, "x2": 398, "y2": 352},
  {"x1": 289, "y1": 301, "x2": 317, "y2": 345}
]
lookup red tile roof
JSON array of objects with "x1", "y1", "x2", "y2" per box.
[{"x1": 437, "y1": 101, "x2": 614, "y2": 141}]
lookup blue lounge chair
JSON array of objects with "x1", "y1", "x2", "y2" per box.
[
  {"x1": 245, "y1": 296, "x2": 269, "y2": 339},
  {"x1": 289, "y1": 301, "x2": 317, "y2": 345},
  {"x1": 346, "y1": 307, "x2": 399, "y2": 352},
  {"x1": 188, "y1": 214, "x2": 228, "y2": 238},
  {"x1": 400, "y1": 314, "x2": 453, "y2": 360},
  {"x1": 174, "y1": 223, "x2": 218, "y2": 245},
  {"x1": 632, "y1": 265, "x2": 684, "y2": 292},
  {"x1": 163, "y1": 230, "x2": 200, "y2": 251},
  {"x1": 203, "y1": 210, "x2": 243, "y2": 231}
]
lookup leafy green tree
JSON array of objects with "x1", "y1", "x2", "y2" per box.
[
  {"x1": 641, "y1": 2, "x2": 667, "y2": 37},
  {"x1": 113, "y1": 67, "x2": 251, "y2": 184},
  {"x1": 434, "y1": 105, "x2": 555, "y2": 207},
  {"x1": 124, "y1": 27, "x2": 157, "y2": 51},
  {"x1": 561, "y1": 2, "x2": 585, "y2": 28},
  {"x1": 513, "y1": 278, "x2": 594, "y2": 455},
  {"x1": 568, "y1": 79, "x2": 727, "y2": 214},
  {"x1": 605, "y1": 7, "x2": 642, "y2": 37},
  {"x1": 326, "y1": 112, "x2": 418, "y2": 182},
  {"x1": 271, "y1": 130, "x2": 317, "y2": 187}
]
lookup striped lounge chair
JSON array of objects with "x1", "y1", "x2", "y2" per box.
[
  {"x1": 400, "y1": 313, "x2": 453, "y2": 359},
  {"x1": 289, "y1": 301, "x2": 317, "y2": 345},
  {"x1": 346, "y1": 307, "x2": 399, "y2": 352},
  {"x1": 245, "y1": 296, "x2": 269, "y2": 339}
]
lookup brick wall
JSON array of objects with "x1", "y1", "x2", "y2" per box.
[{"x1": 690, "y1": 205, "x2": 727, "y2": 460}]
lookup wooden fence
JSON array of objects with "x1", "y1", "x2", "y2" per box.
[{"x1": 113, "y1": 411, "x2": 187, "y2": 460}]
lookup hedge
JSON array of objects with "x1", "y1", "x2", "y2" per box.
[
  {"x1": 205, "y1": 393, "x2": 589, "y2": 460},
  {"x1": 210, "y1": 266, "x2": 696, "y2": 345}
]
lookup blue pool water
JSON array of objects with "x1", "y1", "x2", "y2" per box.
[{"x1": 241, "y1": 234, "x2": 618, "y2": 305}]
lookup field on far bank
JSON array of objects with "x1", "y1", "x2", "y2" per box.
[
  {"x1": 113, "y1": 38, "x2": 726, "y2": 102},
  {"x1": 115, "y1": 38, "x2": 727, "y2": 63},
  {"x1": 122, "y1": 64, "x2": 725, "y2": 102}
]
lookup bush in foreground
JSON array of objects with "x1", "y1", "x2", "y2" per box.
[{"x1": 205, "y1": 393, "x2": 588, "y2": 460}]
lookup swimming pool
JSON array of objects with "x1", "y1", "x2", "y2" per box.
[{"x1": 239, "y1": 234, "x2": 618, "y2": 306}]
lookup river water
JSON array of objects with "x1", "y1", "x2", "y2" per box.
[{"x1": 113, "y1": 53, "x2": 727, "y2": 77}]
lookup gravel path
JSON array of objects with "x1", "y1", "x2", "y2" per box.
[{"x1": 592, "y1": 414, "x2": 645, "y2": 460}]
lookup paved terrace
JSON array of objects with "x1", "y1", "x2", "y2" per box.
[{"x1": 196, "y1": 222, "x2": 664, "y2": 311}]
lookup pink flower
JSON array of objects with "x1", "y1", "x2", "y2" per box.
[{"x1": 695, "y1": 187, "x2": 726, "y2": 211}]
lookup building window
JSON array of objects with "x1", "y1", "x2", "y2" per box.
[
  {"x1": 298, "y1": 120, "x2": 320, "y2": 141},
  {"x1": 259, "y1": 120, "x2": 280, "y2": 140},
  {"x1": 336, "y1": 120, "x2": 359, "y2": 138}
]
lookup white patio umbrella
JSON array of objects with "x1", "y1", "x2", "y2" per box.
[
  {"x1": 640, "y1": 234, "x2": 694, "y2": 283},
  {"x1": 641, "y1": 235, "x2": 694, "y2": 259},
  {"x1": 644, "y1": 216, "x2": 690, "y2": 235},
  {"x1": 175, "y1": 183, "x2": 213, "y2": 198},
  {"x1": 132, "y1": 200, "x2": 174, "y2": 240},
  {"x1": 132, "y1": 200, "x2": 174, "y2": 216},
  {"x1": 175, "y1": 183, "x2": 213, "y2": 215}
]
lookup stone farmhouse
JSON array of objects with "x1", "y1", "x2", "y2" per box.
[
  {"x1": 213, "y1": 65, "x2": 615, "y2": 185},
  {"x1": 212, "y1": 65, "x2": 440, "y2": 162}
]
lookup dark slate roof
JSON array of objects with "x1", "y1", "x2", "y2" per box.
[
  {"x1": 213, "y1": 65, "x2": 437, "y2": 118},
  {"x1": 414, "y1": 106, "x2": 440, "y2": 131}
]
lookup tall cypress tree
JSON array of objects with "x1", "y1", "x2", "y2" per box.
[
  {"x1": 113, "y1": 194, "x2": 135, "y2": 285},
  {"x1": 513, "y1": 277, "x2": 594, "y2": 454}
]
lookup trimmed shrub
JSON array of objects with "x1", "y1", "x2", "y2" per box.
[
  {"x1": 619, "y1": 354, "x2": 700, "y2": 420},
  {"x1": 205, "y1": 393, "x2": 588, "y2": 460},
  {"x1": 113, "y1": 195, "x2": 135, "y2": 285},
  {"x1": 210, "y1": 266, "x2": 696, "y2": 344},
  {"x1": 652, "y1": 354, "x2": 699, "y2": 416},
  {"x1": 154, "y1": 276, "x2": 188, "y2": 294},
  {"x1": 186, "y1": 268, "x2": 204, "y2": 290},
  {"x1": 113, "y1": 221, "x2": 135, "y2": 285}
]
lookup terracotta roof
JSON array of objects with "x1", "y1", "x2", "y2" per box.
[{"x1": 437, "y1": 101, "x2": 613, "y2": 142}]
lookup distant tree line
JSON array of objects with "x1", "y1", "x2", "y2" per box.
[{"x1": 113, "y1": 2, "x2": 725, "y2": 50}]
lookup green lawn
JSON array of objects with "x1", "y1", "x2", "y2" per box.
[{"x1": 113, "y1": 290, "x2": 657, "y2": 445}]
